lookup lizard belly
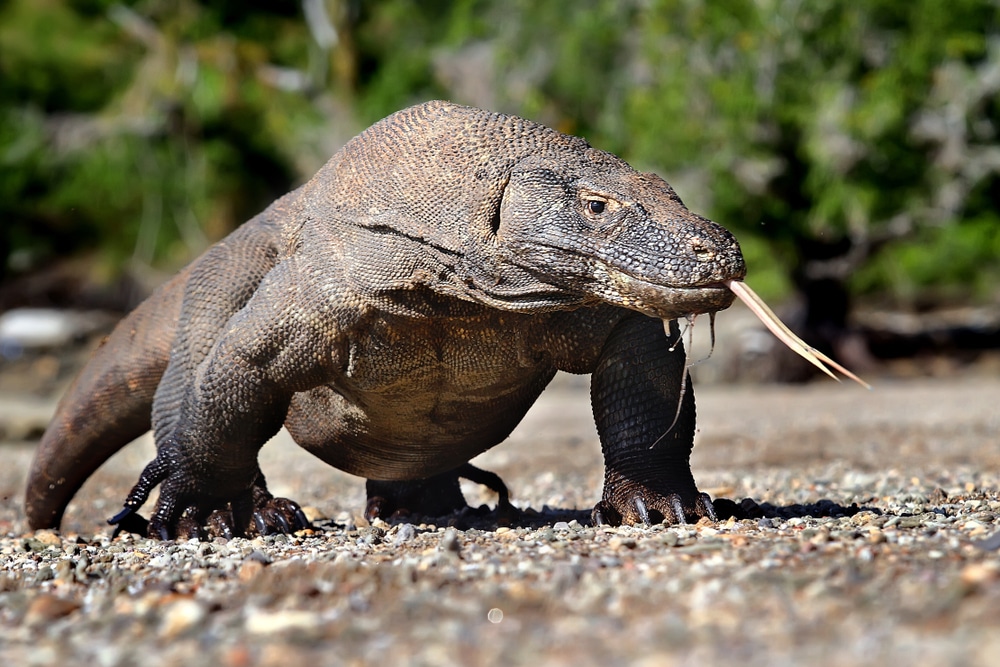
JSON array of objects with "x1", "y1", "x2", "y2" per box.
[{"x1": 285, "y1": 311, "x2": 556, "y2": 480}]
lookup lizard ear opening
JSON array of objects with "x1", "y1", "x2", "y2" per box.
[
  {"x1": 486, "y1": 173, "x2": 510, "y2": 239},
  {"x1": 489, "y1": 198, "x2": 502, "y2": 237}
]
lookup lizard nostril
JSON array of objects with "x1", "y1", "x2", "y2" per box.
[{"x1": 690, "y1": 239, "x2": 715, "y2": 262}]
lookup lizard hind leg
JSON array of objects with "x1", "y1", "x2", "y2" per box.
[{"x1": 365, "y1": 463, "x2": 519, "y2": 526}]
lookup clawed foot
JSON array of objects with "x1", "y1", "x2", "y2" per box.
[
  {"x1": 194, "y1": 496, "x2": 311, "y2": 540},
  {"x1": 111, "y1": 492, "x2": 311, "y2": 541},
  {"x1": 592, "y1": 478, "x2": 717, "y2": 527},
  {"x1": 109, "y1": 455, "x2": 310, "y2": 540}
]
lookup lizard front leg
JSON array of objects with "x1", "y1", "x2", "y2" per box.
[
  {"x1": 111, "y1": 261, "x2": 330, "y2": 539},
  {"x1": 590, "y1": 315, "x2": 716, "y2": 526}
]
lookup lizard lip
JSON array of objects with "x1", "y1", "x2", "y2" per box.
[{"x1": 597, "y1": 267, "x2": 736, "y2": 319}]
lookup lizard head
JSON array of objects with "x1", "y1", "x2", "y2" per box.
[
  {"x1": 487, "y1": 150, "x2": 747, "y2": 320},
  {"x1": 326, "y1": 101, "x2": 744, "y2": 319}
]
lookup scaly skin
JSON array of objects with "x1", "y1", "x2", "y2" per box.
[{"x1": 25, "y1": 101, "x2": 745, "y2": 539}]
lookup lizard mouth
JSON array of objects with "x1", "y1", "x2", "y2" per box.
[{"x1": 595, "y1": 266, "x2": 736, "y2": 319}]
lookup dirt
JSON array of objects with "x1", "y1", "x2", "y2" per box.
[{"x1": 0, "y1": 362, "x2": 998, "y2": 666}]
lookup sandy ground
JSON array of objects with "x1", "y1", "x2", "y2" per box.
[{"x1": 1, "y1": 371, "x2": 999, "y2": 666}]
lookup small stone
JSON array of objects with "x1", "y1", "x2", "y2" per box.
[
  {"x1": 608, "y1": 536, "x2": 637, "y2": 550},
  {"x1": 244, "y1": 609, "x2": 322, "y2": 636},
  {"x1": 331, "y1": 551, "x2": 357, "y2": 570},
  {"x1": 32, "y1": 531, "x2": 63, "y2": 548},
  {"x1": 962, "y1": 520, "x2": 989, "y2": 537},
  {"x1": 245, "y1": 550, "x2": 271, "y2": 565},
  {"x1": 74, "y1": 552, "x2": 90, "y2": 579},
  {"x1": 54, "y1": 559, "x2": 74, "y2": 582},
  {"x1": 535, "y1": 527, "x2": 555, "y2": 542},
  {"x1": 850, "y1": 511, "x2": 879, "y2": 526},
  {"x1": 239, "y1": 560, "x2": 265, "y2": 582},
  {"x1": 391, "y1": 523, "x2": 417, "y2": 545},
  {"x1": 810, "y1": 528, "x2": 832, "y2": 545},
  {"x1": 359, "y1": 525, "x2": 384, "y2": 546},
  {"x1": 866, "y1": 528, "x2": 887, "y2": 544},
  {"x1": 973, "y1": 531, "x2": 1000, "y2": 551},
  {"x1": 961, "y1": 562, "x2": 1000, "y2": 586},
  {"x1": 24, "y1": 594, "x2": 80, "y2": 626},
  {"x1": 439, "y1": 528, "x2": 461, "y2": 555},
  {"x1": 239, "y1": 552, "x2": 269, "y2": 582},
  {"x1": 159, "y1": 598, "x2": 207, "y2": 639}
]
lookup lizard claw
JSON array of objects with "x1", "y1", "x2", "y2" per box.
[
  {"x1": 364, "y1": 496, "x2": 389, "y2": 523},
  {"x1": 108, "y1": 455, "x2": 171, "y2": 530},
  {"x1": 634, "y1": 497, "x2": 650, "y2": 524},
  {"x1": 696, "y1": 492, "x2": 717, "y2": 522},
  {"x1": 108, "y1": 505, "x2": 135, "y2": 526},
  {"x1": 108, "y1": 506, "x2": 150, "y2": 538},
  {"x1": 670, "y1": 496, "x2": 687, "y2": 525},
  {"x1": 594, "y1": 475, "x2": 717, "y2": 527},
  {"x1": 253, "y1": 512, "x2": 269, "y2": 536}
]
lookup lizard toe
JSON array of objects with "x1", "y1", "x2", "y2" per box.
[
  {"x1": 251, "y1": 497, "x2": 312, "y2": 536},
  {"x1": 205, "y1": 510, "x2": 235, "y2": 540},
  {"x1": 696, "y1": 492, "x2": 718, "y2": 522},
  {"x1": 591, "y1": 500, "x2": 621, "y2": 527},
  {"x1": 109, "y1": 508, "x2": 149, "y2": 538},
  {"x1": 268, "y1": 497, "x2": 312, "y2": 532},
  {"x1": 595, "y1": 479, "x2": 717, "y2": 526},
  {"x1": 364, "y1": 496, "x2": 389, "y2": 523},
  {"x1": 174, "y1": 504, "x2": 208, "y2": 540}
]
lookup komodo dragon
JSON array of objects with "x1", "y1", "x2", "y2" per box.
[{"x1": 25, "y1": 100, "x2": 746, "y2": 540}]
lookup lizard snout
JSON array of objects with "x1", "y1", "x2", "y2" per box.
[{"x1": 685, "y1": 224, "x2": 747, "y2": 283}]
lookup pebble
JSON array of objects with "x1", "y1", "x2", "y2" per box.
[
  {"x1": 244, "y1": 609, "x2": 323, "y2": 636},
  {"x1": 391, "y1": 523, "x2": 417, "y2": 545},
  {"x1": 159, "y1": 598, "x2": 207, "y2": 639},
  {"x1": 23, "y1": 593, "x2": 80, "y2": 625},
  {"x1": 961, "y1": 562, "x2": 1000, "y2": 586},
  {"x1": 1, "y1": 378, "x2": 999, "y2": 666},
  {"x1": 439, "y1": 528, "x2": 461, "y2": 555}
]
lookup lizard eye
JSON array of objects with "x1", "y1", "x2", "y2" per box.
[{"x1": 587, "y1": 199, "x2": 606, "y2": 215}]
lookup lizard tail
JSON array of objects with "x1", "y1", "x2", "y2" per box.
[{"x1": 24, "y1": 268, "x2": 189, "y2": 530}]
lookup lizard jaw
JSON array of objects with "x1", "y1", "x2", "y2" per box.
[{"x1": 593, "y1": 265, "x2": 736, "y2": 319}]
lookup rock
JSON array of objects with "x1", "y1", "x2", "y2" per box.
[
  {"x1": 159, "y1": 598, "x2": 207, "y2": 639},
  {"x1": 244, "y1": 609, "x2": 322, "y2": 636},
  {"x1": 24, "y1": 594, "x2": 80, "y2": 626}
]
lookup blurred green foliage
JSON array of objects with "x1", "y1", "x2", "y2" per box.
[{"x1": 2, "y1": 0, "x2": 998, "y2": 306}]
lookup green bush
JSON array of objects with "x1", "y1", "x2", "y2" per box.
[{"x1": 2, "y1": 0, "x2": 998, "y2": 309}]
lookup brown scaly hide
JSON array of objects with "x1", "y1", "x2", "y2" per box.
[{"x1": 26, "y1": 101, "x2": 745, "y2": 539}]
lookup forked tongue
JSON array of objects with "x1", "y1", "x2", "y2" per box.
[{"x1": 726, "y1": 280, "x2": 871, "y2": 389}]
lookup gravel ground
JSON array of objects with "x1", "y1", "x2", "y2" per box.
[{"x1": 1, "y1": 373, "x2": 999, "y2": 667}]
